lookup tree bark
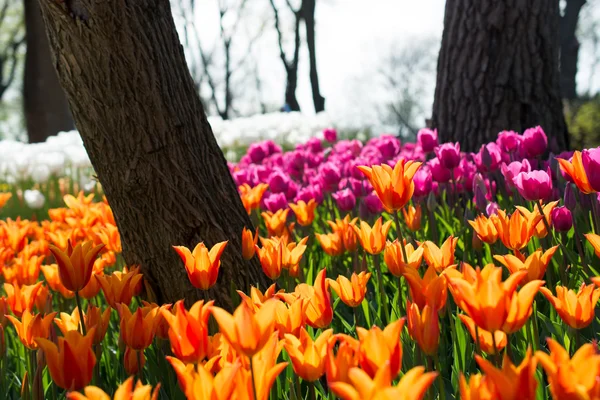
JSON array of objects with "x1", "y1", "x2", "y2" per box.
[
  {"x1": 23, "y1": 0, "x2": 73, "y2": 143},
  {"x1": 303, "y1": 0, "x2": 325, "y2": 113},
  {"x1": 431, "y1": 0, "x2": 569, "y2": 153},
  {"x1": 560, "y1": 0, "x2": 586, "y2": 100},
  {"x1": 37, "y1": 0, "x2": 268, "y2": 308}
]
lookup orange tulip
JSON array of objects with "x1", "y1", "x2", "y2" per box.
[
  {"x1": 593, "y1": 276, "x2": 600, "y2": 287},
  {"x1": 173, "y1": 240, "x2": 227, "y2": 290},
  {"x1": 161, "y1": 299, "x2": 213, "y2": 363},
  {"x1": 241, "y1": 227, "x2": 258, "y2": 260},
  {"x1": 407, "y1": 301, "x2": 439, "y2": 356},
  {"x1": 536, "y1": 338, "x2": 600, "y2": 400},
  {"x1": 459, "y1": 373, "x2": 499, "y2": 400},
  {"x1": 274, "y1": 298, "x2": 306, "y2": 338},
  {"x1": 41, "y1": 264, "x2": 75, "y2": 299},
  {"x1": 237, "y1": 284, "x2": 282, "y2": 311},
  {"x1": 96, "y1": 268, "x2": 143, "y2": 309},
  {"x1": 327, "y1": 272, "x2": 371, "y2": 307},
  {"x1": 48, "y1": 240, "x2": 104, "y2": 292},
  {"x1": 168, "y1": 357, "x2": 242, "y2": 399},
  {"x1": 403, "y1": 264, "x2": 449, "y2": 312},
  {"x1": 328, "y1": 215, "x2": 359, "y2": 252},
  {"x1": 540, "y1": 283, "x2": 600, "y2": 329},
  {"x1": 240, "y1": 183, "x2": 269, "y2": 214},
  {"x1": 4, "y1": 254, "x2": 43, "y2": 286},
  {"x1": 325, "y1": 334, "x2": 360, "y2": 385},
  {"x1": 95, "y1": 223, "x2": 122, "y2": 253},
  {"x1": 78, "y1": 265, "x2": 104, "y2": 300},
  {"x1": 448, "y1": 265, "x2": 543, "y2": 334},
  {"x1": 357, "y1": 159, "x2": 422, "y2": 212},
  {"x1": 117, "y1": 303, "x2": 159, "y2": 350},
  {"x1": 211, "y1": 298, "x2": 278, "y2": 357},
  {"x1": 384, "y1": 240, "x2": 423, "y2": 276},
  {"x1": 422, "y1": 236, "x2": 458, "y2": 272},
  {"x1": 468, "y1": 214, "x2": 499, "y2": 244},
  {"x1": 6, "y1": 309, "x2": 57, "y2": 350},
  {"x1": 289, "y1": 199, "x2": 318, "y2": 226},
  {"x1": 356, "y1": 319, "x2": 404, "y2": 379},
  {"x1": 475, "y1": 350, "x2": 538, "y2": 400},
  {"x1": 402, "y1": 204, "x2": 422, "y2": 232},
  {"x1": 247, "y1": 332, "x2": 289, "y2": 400},
  {"x1": 0, "y1": 192, "x2": 12, "y2": 208},
  {"x1": 557, "y1": 151, "x2": 595, "y2": 194},
  {"x1": 255, "y1": 237, "x2": 284, "y2": 280},
  {"x1": 66, "y1": 376, "x2": 160, "y2": 400},
  {"x1": 458, "y1": 314, "x2": 507, "y2": 355},
  {"x1": 283, "y1": 236, "x2": 309, "y2": 277},
  {"x1": 493, "y1": 209, "x2": 541, "y2": 251},
  {"x1": 4, "y1": 282, "x2": 43, "y2": 317},
  {"x1": 516, "y1": 201, "x2": 558, "y2": 239},
  {"x1": 586, "y1": 233, "x2": 600, "y2": 259},
  {"x1": 36, "y1": 328, "x2": 96, "y2": 391},
  {"x1": 55, "y1": 305, "x2": 112, "y2": 345},
  {"x1": 284, "y1": 268, "x2": 333, "y2": 329},
  {"x1": 315, "y1": 232, "x2": 344, "y2": 256},
  {"x1": 123, "y1": 347, "x2": 145, "y2": 376},
  {"x1": 329, "y1": 362, "x2": 437, "y2": 400},
  {"x1": 352, "y1": 217, "x2": 393, "y2": 255},
  {"x1": 494, "y1": 246, "x2": 557, "y2": 284},
  {"x1": 261, "y1": 209, "x2": 290, "y2": 237},
  {"x1": 284, "y1": 328, "x2": 333, "y2": 381}
]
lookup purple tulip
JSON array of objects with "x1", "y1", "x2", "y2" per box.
[
  {"x1": 564, "y1": 184, "x2": 577, "y2": 211},
  {"x1": 417, "y1": 128, "x2": 438, "y2": 153},
  {"x1": 268, "y1": 170, "x2": 290, "y2": 193},
  {"x1": 435, "y1": 142, "x2": 461, "y2": 169},
  {"x1": 332, "y1": 188, "x2": 357, "y2": 212},
  {"x1": 582, "y1": 147, "x2": 600, "y2": 192},
  {"x1": 362, "y1": 192, "x2": 384, "y2": 214},
  {"x1": 486, "y1": 202, "x2": 499, "y2": 216},
  {"x1": 551, "y1": 206, "x2": 573, "y2": 232},
  {"x1": 263, "y1": 192, "x2": 288, "y2": 212}
]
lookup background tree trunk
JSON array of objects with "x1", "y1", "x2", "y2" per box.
[
  {"x1": 37, "y1": 0, "x2": 267, "y2": 308},
  {"x1": 23, "y1": 0, "x2": 73, "y2": 143},
  {"x1": 431, "y1": 0, "x2": 569, "y2": 153},
  {"x1": 560, "y1": 0, "x2": 586, "y2": 100},
  {"x1": 303, "y1": 0, "x2": 325, "y2": 113}
]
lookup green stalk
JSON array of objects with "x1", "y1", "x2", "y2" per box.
[
  {"x1": 373, "y1": 253, "x2": 390, "y2": 325},
  {"x1": 434, "y1": 354, "x2": 447, "y2": 400},
  {"x1": 309, "y1": 381, "x2": 316, "y2": 400}
]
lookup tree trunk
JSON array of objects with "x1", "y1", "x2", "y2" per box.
[
  {"x1": 23, "y1": 0, "x2": 73, "y2": 143},
  {"x1": 285, "y1": 65, "x2": 301, "y2": 112},
  {"x1": 431, "y1": 0, "x2": 569, "y2": 153},
  {"x1": 560, "y1": 0, "x2": 586, "y2": 100},
  {"x1": 303, "y1": 0, "x2": 325, "y2": 113},
  {"x1": 37, "y1": 0, "x2": 268, "y2": 308}
]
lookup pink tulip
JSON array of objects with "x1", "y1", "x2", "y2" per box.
[
  {"x1": 496, "y1": 130, "x2": 521, "y2": 153},
  {"x1": 521, "y1": 126, "x2": 548, "y2": 158},
  {"x1": 429, "y1": 157, "x2": 452, "y2": 183},
  {"x1": 417, "y1": 128, "x2": 438, "y2": 153},
  {"x1": 582, "y1": 147, "x2": 600, "y2": 192},
  {"x1": 501, "y1": 160, "x2": 531, "y2": 190},
  {"x1": 332, "y1": 188, "x2": 356, "y2": 212},
  {"x1": 435, "y1": 142, "x2": 461, "y2": 169},
  {"x1": 551, "y1": 206, "x2": 572, "y2": 232},
  {"x1": 323, "y1": 128, "x2": 337, "y2": 143},
  {"x1": 513, "y1": 169, "x2": 553, "y2": 201}
]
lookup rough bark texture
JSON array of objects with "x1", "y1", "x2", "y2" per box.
[
  {"x1": 23, "y1": 0, "x2": 73, "y2": 143},
  {"x1": 37, "y1": 0, "x2": 268, "y2": 308},
  {"x1": 560, "y1": 0, "x2": 586, "y2": 100},
  {"x1": 431, "y1": 0, "x2": 569, "y2": 152},
  {"x1": 303, "y1": 0, "x2": 325, "y2": 113}
]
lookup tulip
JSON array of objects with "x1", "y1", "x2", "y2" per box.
[
  {"x1": 315, "y1": 232, "x2": 344, "y2": 256},
  {"x1": 459, "y1": 373, "x2": 499, "y2": 400},
  {"x1": 356, "y1": 159, "x2": 422, "y2": 212},
  {"x1": 255, "y1": 237, "x2": 284, "y2": 280},
  {"x1": 282, "y1": 236, "x2": 309, "y2": 277},
  {"x1": 496, "y1": 130, "x2": 521, "y2": 153},
  {"x1": 448, "y1": 265, "x2": 543, "y2": 334},
  {"x1": 4, "y1": 282, "x2": 43, "y2": 317},
  {"x1": 384, "y1": 240, "x2": 424, "y2": 276},
  {"x1": 422, "y1": 236, "x2": 458, "y2": 272},
  {"x1": 263, "y1": 192, "x2": 288, "y2": 212},
  {"x1": 325, "y1": 334, "x2": 360, "y2": 385},
  {"x1": 539, "y1": 283, "x2": 600, "y2": 329},
  {"x1": 536, "y1": 338, "x2": 600, "y2": 400},
  {"x1": 36, "y1": 328, "x2": 96, "y2": 391},
  {"x1": 417, "y1": 128, "x2": 438, "y2": 153},
  {"x1": 475, "y1": 350, "x2": 538, "y2": 400},
  {"x1": 66, "y1": 376, "x2": 161, "y2": 400},
  {"x1": 48, "y1": 240, "x2": 104, "y2": 292},
  {"x1": 458, "y1": 314, "x2": 507, "y2": 355},
  {"x1": 513, "y1": 170, "x2": 553, "y2": 201},
  {"x1": 403, "y1": 264, "x2": 449, "y2": 312},
  {"x1": 516, "y1": 201, "x2": 558, "y2": 239},
  {"x1": 352, "y1": 217, "x2": 393, "y2": 255},
  {"x1": 247, "y1": 332, "x2": 289, "y2": 400},
  {"x1": 521, "y1": 126, "x2": 547, "y2": 158},
  {"x1": 323, "y1": 127, "x2": 337, "y2": 142},
  {"x1": 332, "y1": 188, "x2": 357, "y2": 212},
  {"x1": 261, "y1": 209, "x2": 290, "y2": 237},
  {"x1": 167, "y1": 357, "x2": 239, "y2": 398},
  {"x1": 356, "y1": 319, "x2": 404, "y2": 378},
  {"x1": 173, "y1": 240, "x2": 227, "y2": 290},
  {"x1": 407, "y1": 301, "x2": 439, "y2": 356},
  {"x1": 123, "y1": 347, "x2": 145, "y2": 376},
  {"x1": 239, "y1": 183, "x2": 269, "y2": 214},
  {"x1": 241, "y1": 227, "x2": 258, "y2": 260},
  {"x1": 428, "y1": 157, "x2": 452, "y2": 183},
  {"x1": 586, "y1": 233, "x2": 600, "y2": 260},
  {"x1": 118, "y1": 303, "x2": 159, "y2": 350},
  {"x1": 282, "y1": 268, "x2": 333, "y2": 329},
  {"x1": 402, "y1": 204, "x2": 421, "y2": 231},
  {"x1": 273, "y1": 298, "x2": 306, "y2": 338},
  {"x1": 493, "y1": 209, "x2": 540, "y2": 251},
  {"x1": 160, "y1": 299, "x2": 212, "y2": 362},
  {"x1": 237, "y1": 284, "x2": 281, "y2": 311},
  {"x1": 6, "y1": 309, "x2": 56, "y2": 350},
  {"x1": 211, "y1": 298, "x2": 278, "y2": 357},
  {"x1": 96, "y1": 269, "x2": 143, "y2": 309},
  {"x1": 327, "y1": 272, "x2": 371, "y2": 307},
  {"x1": 329, "y1": 362, "x2": 437, "y2": 400},
  {"x1": 284, "y1": 328, "x2": 333, "y2": 381},
  {"x1": 501, "y1": 160, "x2": 531, "y2": 190},
  {"x1": 41, "y1": 264, "x2": 75, "y2": 299},
  {"x1": 550, "y1": 206, "x2": 572, "y2": 232},
  {"x1": 435, "y1": 142, "x2": 461, "y2": 170},
  {"x1": 494, "y1": 246, "x2": 557, "y2": 284},
  {"x1": 327, "y1": 214, "x2": 359, "y2": 252},
  {"x1": 468, "y1": 214, "x2": 499, "y2": 244},
  {"x1": 54, "y1": 305, "x2": 112, "y2": 345},
  {"x1": 288, "y1": 199, "x2": 317, "y2": 226},
  {"x1": 558, "y1": 151, "x2": 595, "y2": 194}
]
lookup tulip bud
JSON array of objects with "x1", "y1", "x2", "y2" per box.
[
  {"x1": 551, "y1": 206, "x2": 573, "y2": 232},
  {"x1": 426, "y1": 191, "x2": 438, "y2": 213},
  {"x1": 564, "y1": 184, "x2": 577, "y2": 211},
  {"x1": 485, "y1": 202, "x2": 499, "y2": 216},
  {"x1": 474, "y1": 185, "x2": 487, "y2": 212}
]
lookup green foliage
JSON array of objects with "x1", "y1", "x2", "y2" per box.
[{"x1": 566, "y1": 94, "x2": 600, "y2": 149}]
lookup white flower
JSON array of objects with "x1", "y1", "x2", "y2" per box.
[{"x1": 24, "y1": 190, "x2": 45, "y2": 209}]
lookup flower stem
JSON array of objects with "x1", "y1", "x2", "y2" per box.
[
  {"x1": 309, "y1": 381, "x2": 316, "y2": 400},
  {"x1": 250, "y1": 356, "x2": 259, "y2": 400},
  {"x1": 137, "y1": 349, "x2": 144, "y2": 381},
  {"x1": 491, "y1": 332, "x2": 501, "y2": 367},
  {"x1": 434, "y1": 355, "x2": 447, "y2": 400},
  {"x1": 373, "y1": 253, "x2": 390, "y2": 325},
  {"x1": 394, "y1": 211, "x2": 409, "y2": 264},
  {"x1": 74, "y1": 291, "x2": 87, "y2": 336}
]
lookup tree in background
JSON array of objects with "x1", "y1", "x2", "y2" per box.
[
  {"x1": 560, "y1": 0, "x2": 587, "y2": 100},
  {"x1": 37, "y1": 0, "x2": 267, "y2": 307},
  {"x1": 302, "y1": 0, "x2": 325, "y2": 112},
  {"x1": 432, "y1": 0, "x2": 569, "y2": 152},
  {"x1": 23, "y1": 0, "x2": 72, "y2": 143},
  {"x1": 0, "y1": 0, "x2": 24, "y2": 102}
]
